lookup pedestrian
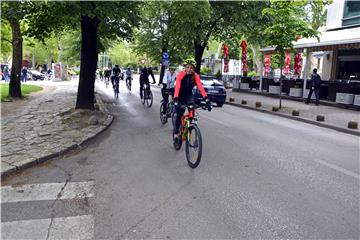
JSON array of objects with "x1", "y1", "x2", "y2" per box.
[
  {"x1": 148, "y1": 67, "x2": 156, "y2": 84},
  {"x1": 21, "y1": 67, "x2": 28, "y2": 82},
  {"x1": 161, "y1": 65, "x2": 176, "y2": 114},
  {"x1": 3, "y1": 65, "x2": 10, "y2": 82},
  {"x1": 306, "y1": 68, "x2": 322, "y2": 106}
]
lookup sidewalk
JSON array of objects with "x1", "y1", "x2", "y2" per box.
[
  {"x1": 1, "y1": 82, "x2": 113, "y2": 178},
  {"x1": 226, "y1": 90, "x2": 360, "y2": 136}
]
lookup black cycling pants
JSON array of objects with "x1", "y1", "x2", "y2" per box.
[
  {"x1": 140, "y1": 80, "x2": 150, "y2": 98},
  {"x1": 174, "y1": 96, "x2": 194, "y2": 134},
  {"x1": 161, "y1": 86, "x2": 174, "y2": 114}
]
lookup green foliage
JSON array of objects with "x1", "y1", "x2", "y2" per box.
[
  {"x1": 247, "y1": 71, "x2": 258, "y2": 77},
  {"x1": 108, "y1": 41, "x2": 139, "y2": 67},
  {"x1": 215, "y1": 70, "x2": 221, "y2": 80},
  {"x1": 262, "y1": 1, "x2": 319, "y2": 62},
  {"x1": 0, "y1": 21, "x2": 12, "y2": 61},
  {"x1": 200, "y1": 66, "x2": 212, "y2": 75}
]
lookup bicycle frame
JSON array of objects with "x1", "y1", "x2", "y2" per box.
[{"x1": 180, "y1": 108, "x2": 197, "y2": 141}]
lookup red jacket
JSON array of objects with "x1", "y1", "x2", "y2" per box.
[{"x1": 174, "y1": 71, "x2": 207, "y2": 99}]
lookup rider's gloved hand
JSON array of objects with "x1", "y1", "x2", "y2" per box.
[{"x1": 205, "y1": 98, "x2": 212, "y2": 112}]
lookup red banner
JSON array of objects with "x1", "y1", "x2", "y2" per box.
[
  {"x1": 264, "y1": 54, "x2": 271, "y2": 76},
  {"x1": 294, "y1": 52, "x2": 302, "y2": 76},
  {"x1": 283, "y1": 52, "x2": 291, "y2": 75},
  {"x1": 223, "y1": 43, "x2": 229, "y2": 73},
  {"x1": 240, "y1": 40, "x2": 248, "y2": 74}
]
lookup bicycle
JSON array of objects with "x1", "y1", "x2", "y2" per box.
[
  {"x1": 126, "y1": 77, "x2": 132, "y2": 91},
  {"x1": 113, "y1": 77, "x2": 119, "y2": 98},
  {"x1": 160, "y1": 89, "x2": 174, "y2": 125},
  {"x1": 141, "y1": 83, "x2": 153, "y2": 107},
  {"x1": 173, "y1": 102, "x2": 211, "y2": 168}
]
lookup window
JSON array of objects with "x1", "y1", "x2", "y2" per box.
[{"x1": 343, "y1": 0, "x2": 360, "y2": 26}]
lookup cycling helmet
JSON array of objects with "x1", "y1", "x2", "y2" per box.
[{"x1": 184, "y1": 58, "x2": 196, "y2": 68}]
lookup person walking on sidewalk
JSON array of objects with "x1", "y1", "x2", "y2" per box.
[{"x1": 306, "y1": 68, "x2": 321, "y2": 106}]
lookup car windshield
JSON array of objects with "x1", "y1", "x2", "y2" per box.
[{"x1": 201, "y1": 79, "x2": 223, "y2": 86}]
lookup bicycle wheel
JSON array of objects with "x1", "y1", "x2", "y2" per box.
[
  {"x1": 185, "y1": 124, "x2": 202, "y2": 168},
  {"x1": 160, "y1": 102, "x2": 167, "y2": 124},
  {"x1": 146, "y1": 90, "x2": 153, "y2": 108},
  {"x1": 141, "y1": 89, "x2": 145, "y2": 104}
]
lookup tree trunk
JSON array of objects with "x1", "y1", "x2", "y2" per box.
[
  {"x1": 194, "y1": 42, "x2": 205, "y2": 74},
  {"x1": 75, "y1": 15, "x2": 99, "y2": 110},
  {"x1": 250, "y1": 43, "x2": 262, "y2": 75},
  {"x1": 9, "y1": 20, "x2": 22, "y2": 98},
  {"x1": 159, "y1": 48, "x2": 167, "y2": 85}
]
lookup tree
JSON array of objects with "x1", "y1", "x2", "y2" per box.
[
  {"x1": 26, "y1": 1, "x2": 141, "y2": 109},
  {"x1": 262, "y1": 0, "x2": 319, "y2": 108},
  {"x1": 0, "y1": 21, "x2": 12, "y2": 62},
  {"x1": 1, "y1": 1, "x2": 31, "y2": 98}
]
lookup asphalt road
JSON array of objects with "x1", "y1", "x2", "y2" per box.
[{"x1": 2, "y1": 78, "x2": 359, "y2": 239}]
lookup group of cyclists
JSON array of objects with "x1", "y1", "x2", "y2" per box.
[
  {"x1": 99, "y1": 59, "x2": 212, "y2": 143},
  {"x1": 99, "y1": 65, "x2": 133, "y2": 93}
]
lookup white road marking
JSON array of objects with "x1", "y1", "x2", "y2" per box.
[
  {"x1": 313, "y1": 158, "x2": 360, "y2": 180},
  {"x1": 1, "y1": 181, "x2": 94, "y2": 203},
  {"x1": 1, "y1": 215, "x2": 94, "y2": 240}
]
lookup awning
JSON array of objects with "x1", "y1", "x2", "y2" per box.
[{"x1": 260, "y1": 27, "x2": 360, "y2": 53}]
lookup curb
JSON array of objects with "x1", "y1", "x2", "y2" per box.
[
  {"x1": 1, "y1": 94, "x2": 114, "y2": 179},
  {"x1": 232, "y1": 88, "x2": 360, "y2": 111},
  {"x1": 225, "y1": 101, "x2": 360, "y2": 136}
]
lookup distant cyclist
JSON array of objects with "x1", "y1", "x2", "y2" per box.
[
  {"x1": 125, "y1": 67, "x2": 132, "y2": 90},
  {"x1": 139, "y1": 66, "x2": 150, "y2": 99},
  {"x1": 173, "y1": 59, "x2": 211, "y2": 141},
  {"x1": 161, "y1": 65, "x2": 177, "y2": 115},
  {"x1": 111, "y1": 65, "x2": 121, "y2": 88}
]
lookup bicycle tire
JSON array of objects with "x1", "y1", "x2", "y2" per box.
[
  {"x1": 146, "y1": 90, "x2": 153, "y2": 108},
  {"x1": 185, "y1": 124, "x2": 202, "y2": 168},
  {"x1": 160, "y1": 103, "x2": 167, "y2": 124},
  {"x1": 141, "y1": 89, "x2": 145, "y2": 104}
]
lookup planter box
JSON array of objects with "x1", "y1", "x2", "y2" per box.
[
  {"x1": 289, "y1": 88, "x2": 302, "y2": 97},
  {"x1": 353, "y1": 95, "x2": 360, "y2": 106},
  {"x1": 240, "y1": 83, "x2": 249, "y2": 90},
  {"x1": 269, "y1": 85, "x2": 280, "y2": 94},
  {"x1": 336, "y1": 93, "x2": 354, "y2": 104},
  {"x1": 303, "y1": 89, "x2": 316, "y2": 99}
]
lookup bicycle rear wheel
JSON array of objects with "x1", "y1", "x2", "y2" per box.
[
  {"x1": 185, "y1": 124, "x2": 202, "y2": 168},
  {"x1": 146, "y1": 90, "x2": 153, "y2": 108},
  {"x1": 160, "y1": 102, "x2": 167, "y2": 124}
]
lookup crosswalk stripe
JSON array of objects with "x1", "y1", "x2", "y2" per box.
[
  {"x1": 1, "y1": 215, "x2": 94, "y2": 240},
  {"x1": 1, "y1": 181, "x2": 94, "y2": 203}
]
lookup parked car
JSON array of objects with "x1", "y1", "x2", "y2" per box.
[
  {"x1": 193, "y1": 75, "x2": 227, "y2": 107},
  {"x1": 28, "y1": 69, "x2": 45, "y2": 81}
]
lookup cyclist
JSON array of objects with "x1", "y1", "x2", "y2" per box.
[
  {"x1": 111, "y1": 65, "x2": 121, "y2": 90},
  {"x1": 139, "y1": 66, "x2": 150, "y2": 99},
  {"x1": 104, "y1": 68, "x2": 111, "y2": 85},
  {"x1": 173, "y1": 59, "x2": 211, "y2": 141},
  {"x1": 161, "y1": 65, "x2": 177, "y2": 115},
  {"x1": 125, "y1": 67, "x2": 132, "y2": 90}
]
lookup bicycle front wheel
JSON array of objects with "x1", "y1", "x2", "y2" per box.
[
  {"x1": 146, "y1": 90, "x2": 153, "y2": 108},
  {"x1": 160, "y1": 103, "x2": 167, "y2": 124},
  {"x1": 185, "y1": 124, "x2": 202, "y2": 168},
  {"x1": 141, "y1": 89, "x2": 145, "y2": 104}
]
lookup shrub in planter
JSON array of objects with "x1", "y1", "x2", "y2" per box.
[
  {"x1": 272, "y1": 106, "x2": 279, "y2": 112},
  {"x1": 255, "y1": 101, "x2": 262, "y2": 108},
  {"x1": 241, "y1": 99, "x2": 247, "y2": 105},
  {"x1": 229, "y1": 97, "x2": 235, "y2": 102}
]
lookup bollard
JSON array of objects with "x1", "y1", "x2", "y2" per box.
[
  {"x1": 292, "y1": 110, "x2": 300, "y2": 116},
  {"x1": 241, "y1": 100, "x2": 247, "y2": 105},
  {"x1": 348, "y1": 120, "x2": 358, "y2": 129},
  {"x1": 272, "y1": 106, "x2": 279, "y2": 112},
  {"x1": 255, "y1": 101, "x2": 262, "y2": 108},
  {"x1": 316, "y1": 115, "x2": 325, "y2": 122},
  {"x1": 229, "y1": 97, "x2": 235, "y2": 102}
]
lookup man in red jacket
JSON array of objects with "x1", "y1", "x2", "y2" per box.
[{"x1": 173, "y1": 60, "x2": 211, "y2": 140}]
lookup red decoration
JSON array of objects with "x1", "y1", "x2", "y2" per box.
[
  {"x1": 240, "y1": 40, "x2": 248, "y2": 75},
  {"x1": 294, "y1": 52, "x2": 302, "y2": 76},
  {"x1": 264, "y1": 54, "x2": 271, "y2": 76},
  {"x1": 223, "y1": 43, "x2": 229, "y2": 73},
  {"x1": 283, "y1": 52, "x2": 291, "y2": 75}
]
